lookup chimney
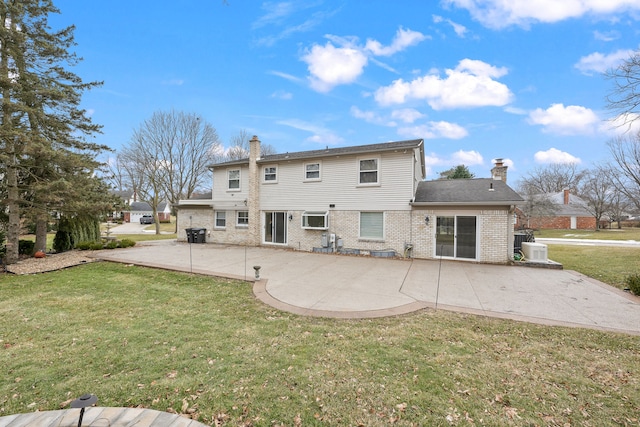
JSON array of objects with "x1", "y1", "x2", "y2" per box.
[
  {"x1": 248, "y1": 136, "x2": 261, "y2": 245},
  {"x1": 563, "y1": 189, "x2": 570, "y2": 205},
  {"x1": 491, "y1": 158, "x2": 508, "y2": 183}
]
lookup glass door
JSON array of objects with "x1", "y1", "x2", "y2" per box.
[
  {"x1": 435, "y1": 215, "x2": 477, "y2": 259},
  {"x1": 264, "y1": 211, "x2": 287, "y2": 244}
]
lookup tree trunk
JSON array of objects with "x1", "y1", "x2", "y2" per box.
[
  {"x1": 5, "y1": 151, "x2": 20, "y2": 264},
  {"x1": 34, "y1": 214, "x2": 48, "y2": 253}
]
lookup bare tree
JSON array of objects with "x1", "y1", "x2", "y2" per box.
[
  {"x1": 221, "y1": 129, "x2": 277, "y2": 161},
  {"x1": 606, "y1": 50, "x2": 640, "y2": 127},
  {"x1": 517, "y1": 163, "x2": 586, "y2": 194},
  {"x1": 578, "y1": 166, "x2": 616, "y2": 230},
  {"x1": 120, "y1": 111, "x2": 221, "y2": 233},
  {"x1": 607, "y1": 133, "x2": 640, "y2": 212}
]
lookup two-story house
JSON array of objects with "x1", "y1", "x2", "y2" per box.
[{"x1": 177, "y1": 136, "x2": 523, "y2": 263}]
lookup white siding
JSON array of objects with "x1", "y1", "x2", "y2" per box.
[
  {"x1": 211, "y1": 165, "x2": 250, "y2": 209},
  {"x1": 259, "y1": 150, "x2": 416, "y2": 211}
]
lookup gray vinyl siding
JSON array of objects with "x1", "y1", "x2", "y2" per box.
[
  {"x1": 259, "y1": 151, "x2": 416, "y2": 211},
  {"x1": 212, "y1": 165, "x2": 250, "y2": 208}
]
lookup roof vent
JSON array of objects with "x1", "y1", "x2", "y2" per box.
[{"x1": 489, "y1": 182, "x2": 495, "y2": 191}]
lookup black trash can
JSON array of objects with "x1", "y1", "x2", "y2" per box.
[
  {"x1": 185, "y1": 228, "x2": 194, "y2": 243},
  {"x1": 192, "y1": 227, "x2": 206, "y2": 243}
]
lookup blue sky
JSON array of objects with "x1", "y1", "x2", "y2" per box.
[{"x1": 50, "y1": 0, "x2": 640, "y2": 184}]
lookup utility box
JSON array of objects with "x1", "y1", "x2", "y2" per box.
[
  {"x1": 522, "y1": 242, "x2": 547, "y2": 261},
  {"x1": 321, "y1": 233, "x2": 329, "y2": 248}
]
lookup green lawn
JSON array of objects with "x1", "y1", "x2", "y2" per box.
[
  {"x1": 1, "y1": 262, "x2": 639, "y2": 426},
  {"x1": 534, "y1": 227, "x2": 640, "y2": 241}
]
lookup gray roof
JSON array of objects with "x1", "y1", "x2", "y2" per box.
[
  {"x1": 413, "y1": 179, "x2": 524, "y2": 205},
  {"x1": 130, "y1": 201, "x2": 169, "y2": 212},
  {"x1": 212, "y1": 139, "x2": 424, "y2": 167},
  {"x1": 526, "y1": 191, "x2": 592, "y2": 216}
]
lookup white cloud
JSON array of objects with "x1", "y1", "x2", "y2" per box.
[
  {"x1": 271, "y1": 90, "x2": 293, "y2": 100},
  {"x1": 575, "y1": 49, "x2": 634, "y2": 74},
  {"x1": 432, "y1": 14, "x2": 469, "y2": 37},
  {"x1": 528, "y1": 103, "x2": 600, "y2": 135},
  {"x1": 390, "y1": 108, "x2": 425, "y2": 123},
  {"x1": 594, "y1": 30, "x2": 620, "y2": 42},
  {"x1": 301, "y1": 27, "x2": 427, "y2": 92},
  {"x1": 452, "y1": 149, "x2": 484, "y2": 165},
  {"x1": 276, "y1": 118, "x2": 344, "y2": 145},
  {"x1": 446, "y1": 0, "x2": 640, "y2": 29},
  {"x1": 397, "y1": 121, "x2": 469, "y2": 139},
  {"x1": 269, "y1": 70, "x2": 304, "y2": 84},
  {"x1": 604, "y1": 113, "x2": 640, "y2": 135},
  {"x1": 302, "y1": 42, "x2": 369, "y2": 92},
  {"x1": 374, "y1": 59, "x2": 512, "y2": 109},
  {"x1": 365, "y1": 27, "x2": 428, "y2": 56},
  {"x1": 534, "y1": 148, "x2": 581, "y2": 164},
  {"x1": 350, "y1": 106, "x2": 396, "y2": 126}
]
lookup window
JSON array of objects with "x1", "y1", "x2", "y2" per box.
[
  {"x1": 359, "y1": 158, "x2": 378, "y2": 184},
  {"x1": 263, "y1": 166, "x2": 277, "y2": 182},
  {"x1": 302, "y1": 211, "x2": 328, "y2": 230},
  {"x1": 215, "y1": 211, "x2": 226, "y2": 228},
  {"x1": 237, "y1": 211, "x2": 248, "y2": 226},
  {"x1": 305, "y1": 162, "x2": 321, "y2": 181},
  {"x1": 360, "y1": 212, "x2": 383, "y2": 240},
  {"x1": 228, "y1": 169, "x2": 240, "y2": 190}
]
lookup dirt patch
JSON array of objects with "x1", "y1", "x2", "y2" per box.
[{"x1": 3, "y1": 251, "x2": 97, "y2": 275}]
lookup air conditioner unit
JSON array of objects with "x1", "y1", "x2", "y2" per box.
[{"x1": 521, "y1": 242, "x2": 547, "y2": 262}]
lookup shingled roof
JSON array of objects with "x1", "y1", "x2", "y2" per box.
[
  {"x1": 413, "y1": 178, "x2": 524, "y2": 205},
  {"x1": 211, "y1": 139, "x2": 424, "y2": 167}
]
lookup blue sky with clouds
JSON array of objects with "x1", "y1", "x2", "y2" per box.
[{"x1": 51, "y1": 0, "x2": 640, "y2": 183}]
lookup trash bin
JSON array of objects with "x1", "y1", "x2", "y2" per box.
[
  {"x1": 192, "y1": 227, "x2": 206, "y2": 244},
  {"x1": 185, "y1": 228, "x2": 194, "y2": 243}
]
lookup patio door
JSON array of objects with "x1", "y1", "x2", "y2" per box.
[
  {"x1": 435, "y1": 215, "x2": 477, "y2": 259},
  {"x1": 264, "y1": 211, "x2": 287, "y2": 244}
]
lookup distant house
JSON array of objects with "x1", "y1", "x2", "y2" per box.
[
  {"x1": 517, "y1": 189, "x2": 596, "y2": 230},
  {"x1": 177, "y1": 136, "x2": 523, "y2": 263},
  {"x1": 123, "y1": 201, "x2": 171, "y2": 223}
]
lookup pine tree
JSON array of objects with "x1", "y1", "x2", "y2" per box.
[{"x1": 0, "y1": 0, "x2": 108, "y2": 263}]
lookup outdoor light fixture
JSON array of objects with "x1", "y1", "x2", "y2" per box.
[
  {"x1": 425, "y1": 215, "x2": 430, "y2": 225},
  {"x1": 288, "y1": 213, "x2": 293, "y2": 221},
  {"x1": 70, "y1": 393, "x2": 98, "y2": 427}
]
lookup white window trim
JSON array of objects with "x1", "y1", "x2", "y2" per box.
[
  {"x1": 236, "y1": 211, "x2": 249, "y2": 227},
  {"x1": 227, "y1": 169, "x2": 241, "y2": 191},
  {"x1": 357, "y1": 157, "x2": 380, "y2": 186},
  {"x1": 215, "y1": 211, "x2": 227, "y2": 228},
  {"x1": 263, "y1": 165, "x2": 278, "y2": 183},
  {"x1": 301, "y1": 211, "x2": 329, "y2": 230},
  {"x1": 304, "y1": 161, "x2": 322, "y2": 182},
  {"x1": 359, "y1": 211, "x2": 384, "y2": 241}
]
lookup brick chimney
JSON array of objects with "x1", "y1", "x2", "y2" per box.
[
  {"x1": 563, "y1": 189, "x2": 570, "y2": 205},
  {"x1": 248, "y1": 136, "x2": 261, "y2": 245},
  {"x1": 491, "y1": 158, "x2": 508, "y2": 183}
]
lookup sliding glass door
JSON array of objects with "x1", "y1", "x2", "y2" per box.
[
  {"x1": 264, "y1": 211, "x2": 287, "y2": 244},
  {"x1": 435, "y1": 215, "x2": 476, "y2": 259}
]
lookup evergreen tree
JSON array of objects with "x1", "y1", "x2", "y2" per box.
[{"x1": 0, "y1": 0, "x2": 108, "y2": 263}]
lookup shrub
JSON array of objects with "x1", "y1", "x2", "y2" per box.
[
  {"x1": 53, "y1": 230, "x2": 73, "y2": 253},
  {"x1": 119, "y1": 239, "x2": 136, "y2": 248},
  {"x1": 624, "y1": 274, "x2": 640, "y2": 296},
  {"x1": 75, "y1": 241, "x2": 93, "y2": 250},
  {"x1": 18, "y1": 240, "x2": 35, "y2": 255},
  {"x1": 105, "y1": 241, "x2": 119, "y2": 249},
  {"x1": 90, "y1": 242, "x2": 105, "y2": 250}
]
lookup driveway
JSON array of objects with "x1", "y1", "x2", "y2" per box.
[
  {"x1": 106, "y1": 222, "x2": 156, "y2": 234},
  {"x1": 93, "y1": 240, "x2": 640, "y2": 335}
]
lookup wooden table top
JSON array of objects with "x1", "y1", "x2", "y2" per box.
[{"x1": 0, "y1": 407, "x2": 210, "y2": 427}]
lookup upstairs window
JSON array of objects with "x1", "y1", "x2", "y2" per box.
[
  {"x1": 359, "y1": 158, "x2": 378, "y2": 184},
  {"x1": 302, "y1": 211, "x2": 329, "y2": 230},
  {"x1": 263, "y1": 166, "x2": 277, "y2": 182},
  {"x1": 228, "y1": 169, "x2": 240, "y2": 190},
  {"x1": 305, "y1": 162, "x2": 321, "y2": 181}
]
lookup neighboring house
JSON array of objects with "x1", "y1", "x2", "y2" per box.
[
  {"x1": 177, "y1": 137, "x2": 523, "y2": 263},
  {"x1": 124, "y1": 201, "x2": 171, "y2": 223},
  {"x1": 517, "y1": 189, "x2": 596, "y2": 230}
]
